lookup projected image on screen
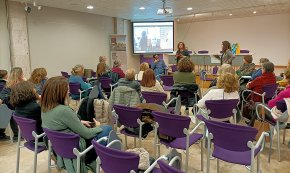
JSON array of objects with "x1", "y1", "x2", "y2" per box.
[{"x1": 133, "y1": 22, "x2": 174, "y2": 54}]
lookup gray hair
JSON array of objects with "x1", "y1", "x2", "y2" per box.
[
  {"x1": 217, "y1": 64, "x2": 235, "y2": 75},
  {"x1": 262, "y1": 62, "x2": 274, "y2": 73},
  {"x1": 259, "y1": 58, "x2": 269, "y2": 64},
  {"x1": 113, "y1": 59, "x2": 121, "y2": 67}
]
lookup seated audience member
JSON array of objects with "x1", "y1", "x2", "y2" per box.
[
  {"x1": 10, "y1": 81, "x2": 42, "y2": 134},
  {"x1": 205, "y1": 64, "x2": 235, "y2": 95},
  {"x1": 246, "y1": 62, "x2": 276, "y2": 102},
  {"x1": 0, "y1": 67, "x2": 25, "y2": 140},
  {"x1": 268, "y1": 68, "x2": 290, "y2": 108},
  {"x1": 196, "y1": 73, "x2": 239, "y2": 112},
  {"x1": 141, "y1": 69, "x2": 165, "y2": 94},
  {"x1": 0, "y1": 70, "x2": 8, "y2": 87},
  {"x1": 251, "y1": 58, "x2": 269, "y2": 80},
  {"x1": 96, "y1": 62, "x2": 107, "y2": 78},
  {"x1": 118, "y1": 68, "x2": 140, "y2": 92},
  {"x1": 112, "y1": 59, "x2": 125, "y2": 78},
  {"x1": 97, "y1": 56, "x2": 110, "y2": 72},
  {"x1": 135, "y1": 62, "x2": 149, "y2": 81},
  {"x1": 69, "y1": 64, "x2": 92, "y2": 98},
  {"x1": 173, "y1": 57, "x2": 195, "y2": 85},
  {"x1": 236, "y1": 55, "x2": 255, "y2": 78},
  {"x1": 151, "y1": 54, "x2": 167, "y2": 80},
  {"x1": 41, "y1": 76, "x2": 112, "y2": 165},
  {"x1": 29, "y1": 68, "x2": 47, "y2": 95}
]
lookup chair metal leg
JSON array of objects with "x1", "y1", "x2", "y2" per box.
[
  {"x1": 186, "y1": 148, "x2": 189, "y2": 173},
  {"x1": 33, "y1": 139, "x2": 38, "y2": 173},
  {"x1": 96, "y1": 158, "x2": 101, "y2": 173},
  {"x1": 283, "y1": 129, "x2": 286, "y2": 144},
  {"x1": 217, "y1": 159, "x2": 219, "y2": 173},
  {"x1": 16, "y1": 128, "x2": 21, "y2": 173},
  {"x1": 134, "y1": 137, "x2": 136, "y2": 148},
  {"x1": 124, "y1": 135, "x2": 128, "y2": 148},
  {"x1": 8, "y1": 122, "x2": 13, "y2": 143},
  {"x1": 76, "y1": 156, "x2": 80, "y2": 173},
  {"x1": 277, "y1": 125, "x2": 281, "y2": 162},
  {"x1": 48, "y1": 141, "x2": 52, "y2": 173},
  {"x1": 268, "y1": 128, "x2": 273, "y2": 163},
  {"x1": 257, "y1": 153, "x2": 260, "y2": 173},
  {"x1": 201, "y1": 140, "x2": 204, "y2": 171}
]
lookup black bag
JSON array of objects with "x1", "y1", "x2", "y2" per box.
[
  {"x1": 125, "y1": 123, "x2": 153, "y2": 138},
  {"x1": 158, "y1": 132, "x2": 176, "y2": 142}
]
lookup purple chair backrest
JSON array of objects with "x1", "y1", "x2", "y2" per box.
[
  {"x1": 13, "y1": 115, "x2": 36, "y2": 142},
  {"x1": 43, "y1": 128, "x2": 80, "y2": 159},
  {"x1": 199, "y1": 70, "x2": 207, "y2": 80},
  {"x1": 113, "y1": 104, "x2": 143, "y2": 128},
  {"x1": 212, "y1": 66, "x2": 218, "y2": 75},
  {"x1": 99, "y1": 77, "x2": 112, "y2": 89},
  {"x1": 205, "y1": 119, "x2": 257, "y2": 152},
  {"x1": 91, "y1": 71, "x2": 96, "y2": 78},
  {"x1": 92, "y1": 139, "x2": 139, "y2": 173},
  {"x1": 205, "y1": 99, "x2": 239, "y2": 119},
  {"x1": 276, "y1": 99, "x2": 287, "y2": 113},
  {"x1": 61, "y1": 71, "x2": 69, "y2": 78},
  {"x1": 152, "y1": 111, "x2": 190, "y2": 138},
  {"x1": 69, "y1": 82, "x2": 81, "y2": 95},
  {"x1": 263, "y1": 83, "x2": 278, "y2": 100},
  {"x1": 171, "y1": 65, "x2": 177, "y2": 72},
  {"x1": 142, "y1": 91, "x2": 167, "y2": 105},
  {"x1": 198, "y1": 50, "x2": 209, "y2": 54},
  {"x1": 160, "y1": 75, "x2": 174, "y2": 87},
  {"x1": 158, "y1": 160, "x2": 184, "y2": 173}
]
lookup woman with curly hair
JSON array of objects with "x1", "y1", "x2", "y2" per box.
[
  {"x1": 173, "y1": 57, "x2": 196, "y2": 85},
  {"x1": 29, "y1": 68, "x2": 47, "y2": 95},
  {"x1": 10, "y1": 81, "x2": 42, "y2": 134}
]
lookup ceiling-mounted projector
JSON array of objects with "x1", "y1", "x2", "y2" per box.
[{"x1": 157, "y1": 8, "x2": 173, "y2": 15}]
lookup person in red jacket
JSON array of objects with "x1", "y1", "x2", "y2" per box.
[
  {"x1": 246, "y1": 62, "x2": 276, "y2": 102},
  {"x1": 111, "y1": 59, "x2": 125, "y2": 78}
]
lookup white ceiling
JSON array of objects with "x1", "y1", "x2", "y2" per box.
[{"x1": 13, "y1": 0, "x2": 290, "y2": 23}]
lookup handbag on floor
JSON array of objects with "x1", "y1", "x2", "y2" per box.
[{"x1": 253, "y1": 106, "x2": 270, "y2": 142}]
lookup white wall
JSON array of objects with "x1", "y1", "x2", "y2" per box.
[
  {"x1": 27, "y1": 7, "x2": 114, "y2": 77},
  {"x1": 0, "y1": 0, "x2": 11, "y2": 70},
  {"x1": 176, "y1": 13, "x2": 290, "y2": 66}
]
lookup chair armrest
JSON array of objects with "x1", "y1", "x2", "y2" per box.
[
  {"x1": 73, "y1": 144, "x2": 94, "y2": 158},
  {"x1": 185, "y1": 121, "x2": 205, "y2": 136},
  {"x1": 163, "y1": 97, "x2": 177, "y2": 108},
  {"x1": 241, "y1": 76, "x2": 252, "y2": 79},
  {"x1": 106, "y1": 139, "x2": 123, "y2": 150},
  {"x1": 247, "y1": 132, "x2": 269, "y2": 152},
  {"x1": 143, "y1": 155, "x2": 168, "y2": 173},
  {"x1": 255, "y1": 103, "x2": 271, "y2": 120},
  {"x1": 168, "y1": 156, "x2": 182, "y2": 166},
  {"x1": 32, "y1": 131, "x2": 46, "y2": 139}
]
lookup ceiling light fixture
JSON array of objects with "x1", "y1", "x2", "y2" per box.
[
  {"x1": 187, "y1": 7, "x2": 193, "y2": 11},
  {"x1": 253, "y1": 11, "x2": 257, "y2": 14},
  {"x1": 139, "y1": 7, "x2": 145, "y2": 10},
  {"x1": 229, "y1": 13, "x2": 232, "y2": 16},
  {"x1": 87, "y1": 5, "x2": 94, "y2": 10}
]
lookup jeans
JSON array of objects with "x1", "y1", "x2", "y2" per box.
[{"x1": 94, "y1": 125, "x2": 113, "y2": 145}]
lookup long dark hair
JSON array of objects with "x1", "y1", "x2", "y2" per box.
[{"x1": 222, "y1": 41, "x2": 231, "y2": 53}]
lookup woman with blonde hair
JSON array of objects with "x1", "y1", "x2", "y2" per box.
[
  {"x1": 29, "y1": 68, "x2": 47, "y2": 95},
  {"x1": 135, "y1": 62, "x2": 149, "y2": 81},
  {"x1": 0, "y1": 67, "x2": 25, "y2": 141},
  {"x1": 141, "y1": 69, "x2": 165, "y2": 93},
  {"x1": 69, "y1": 64, "x2": 91, "y2": 99}
]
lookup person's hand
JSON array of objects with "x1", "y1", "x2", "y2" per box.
[
  {"x1": 246, "y1": 82, "x2": 251, "y2": 89},
  {"x1": 93, "y1": 118, "x2": 101, "y2": 126},
  {"x1": 0, "y1": 99, "x2": 2, "y2": 105},
  {"x1": 81, "y1": 120, "x2": 91, "y2": 127}
]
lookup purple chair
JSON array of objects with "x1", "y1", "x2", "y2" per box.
[
  {"x1": 69, "y1": 82, "x2": 91, "y2": 103},
  {"x1": 204, "y1": 99, "x2": 239, "y2": 124},
  {"x1": 142, "y1": 91, "x2": 167, "y2": 105},
  {"x1": 199, "y1": 70, "x2": 214, "y2": 94},
  {"x1": 171, "y1": 65, "x2": 177, "y2": 72},
  {"x1": 158, "y1": 160, "x2": 185, "y2": 173},
  {"x1": 92, "y1": 139, "x2": 139, "y2": 173},
  {"x1": 43, "y1": 128, "x2": 94, "y2": 173},
  {"x1": 201, "y1": 117, "x2": 268, "y2": 173},
  {"x1": 160, "y1": 75, "x2": 174, "y2": 91},
  {"x1": 113, "y1": 104, "x2": 144, "y2": 147},
  {"x1": 13, "y1": 116, "x2": 46, "y2": 173},
  {"x1": 212, "y1": 66, "x2": 218, "y2": 75},
  {"x1": 152, "y1": 111, "x2": 205, "y2": 173},
  {"x1": 61, "y1": 71, "x2": 69, "y2": 78},
  {"x1": 99, "y1": 77, "x2": 117, "y2": 97}
]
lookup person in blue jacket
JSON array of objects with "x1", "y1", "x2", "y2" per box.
[
  {"x1": 251, "y1": 58, "x2": 269, "y2": 80},
  {"x1": 69, "y1": 64, "x2": 91, "y2": 99},
  {"x1": 151, "y1": 54, "x2": 167, "y2": 80}
]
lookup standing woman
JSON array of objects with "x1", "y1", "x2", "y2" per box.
[
  {"x1": 219, "y1": 41, "x2": 235, "y2": 65},
  {"x1": 151, "y1": 54, "x2": 167, "y2": 80},
  {"x1": 176, "y1": 42, "x2": 190, "y2": 64}
]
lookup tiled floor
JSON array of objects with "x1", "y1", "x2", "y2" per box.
[{"x1": 1, "y1": 107, "x2": 289, "y2": 173}]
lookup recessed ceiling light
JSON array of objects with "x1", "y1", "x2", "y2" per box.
[
  {"x1": 229, "y1": 13, "x2": 232, "y2": 16},
  {"x1": 139, "y1": 7, "x2": 145, "y2": 10},
  {"x1": 253, "y1": 11, "x2": 257, "y2": 14},
  {"x1": 87, "y1": 5, "x2": 94, "y2": 10},
  {"x1": 187, "y1": 7, "x2": 193, "y2": 11}
]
